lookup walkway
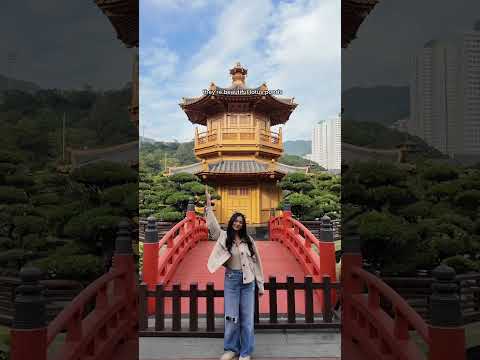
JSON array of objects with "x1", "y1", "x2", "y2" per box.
[
  {"x1": 162, "y1": 241, "x2": 323, "y2": 314},
  {"x1": 140, "y1": 330, "x2": 340, "y2": 359}
]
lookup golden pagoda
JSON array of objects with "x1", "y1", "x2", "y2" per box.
[{"x1": 170, "y1": 63, "x2": 308, "y2": 225}]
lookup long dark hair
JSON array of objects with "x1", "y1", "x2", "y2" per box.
[{"x1": 226, "y1": 212, "x2": 255, "y2": 257}]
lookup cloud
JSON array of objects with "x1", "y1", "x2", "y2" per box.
[
  {"x1": 141, "y1": 40, "x2": 178, "y2": 81},
  {"x1": 263, "y1": 0, "x2": 341, "y2": 139},
  {"x1": 141, "y1": 0, "x2": 340, "y2": 141},
  {"x1": 144, "y1": 0, "x2": 211, "y2": 10},
  {"x1": 139, "y1": 41, "x2": 186, "y2": 139}
]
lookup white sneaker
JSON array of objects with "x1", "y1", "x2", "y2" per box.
[
  {"x1": 220, "y1": 351, "x2": 238, "y2": 360},
  {"x1": 239, "y1": 356, "x2": 251, "y2": 360}
]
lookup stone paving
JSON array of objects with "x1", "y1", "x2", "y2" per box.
[{"x1": 140, "y1": 330, "x2": 340, "y2": 359}]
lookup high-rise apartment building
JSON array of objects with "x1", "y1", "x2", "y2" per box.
[
  {"x1": 311, "y1": 115, "x2": 341, "y2": 171},
  {"x1": 409, "y1": 21, "x2": 480, "y2": 158}
]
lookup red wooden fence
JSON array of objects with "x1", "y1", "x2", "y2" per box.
[
  {"x1": 10, "y1": 220, "x2": 137, "y2": 360},
  {"x1": 142, "y1": 201, "x2": 208, "y2": 313},
  {"x1": 138, "y1": 275, "x2": 341, "y2": 336},
  {"x1": 342, "y1": 234, "x2": 466, "y2": 360},
  {"x1": 269, "y1": 206, "x2": 337, "y2": 309}
]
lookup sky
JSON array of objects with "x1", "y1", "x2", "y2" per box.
[
  {"x1": 343, "y1": 0, "x2": 480, "y2": 89},
  {"x1": 0, "y1": 0, "x2": 132, "y2": 90},
  {"x1": 140, "y1": 0, "x2": 341, "y2": 142}
]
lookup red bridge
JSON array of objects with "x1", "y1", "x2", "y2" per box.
[
  {"x1": 141, "y1": 205, "x2": 337, "y2": 318},
  {"x1": 9, "y1": 206, "x2": 467, "y2": 360}
]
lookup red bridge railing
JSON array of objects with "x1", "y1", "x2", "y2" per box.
[
  {"x1": 142, "y1": 202, "x2": 338, "y2": 319},
  {"x1": 10, "y1": 220, "x2": 137, "y2": 360},
  {"x1": 342, "y1": 234, "x2": 466, "y2": 360},
  {"x1": 142, "y1": 201, "x2": 208, "y2": 313},
  {"x1": 269, "y1": 205, "x2": 337, "y2": 308}
]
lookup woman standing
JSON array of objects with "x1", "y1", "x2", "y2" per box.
[{"x1": 205, "y1": 187, "x2": 265, "y2": 360}]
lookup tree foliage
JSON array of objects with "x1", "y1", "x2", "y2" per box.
[
  {"x1": 343, "y1": 159, "x2": 480, "y2": 274},
  {"x1": 0, "y1": 87, "x2": 137, "y2": 281},
  {"x1": 279, "y1": 172, "x2": 340, "y2": 220},
  {"x1": 139, "y1": 171, "x2": 219, "y2": 222}
]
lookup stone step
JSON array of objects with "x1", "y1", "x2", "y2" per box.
[{"x1": 140, "y1": 331, "x2": 340, "y2": 359}]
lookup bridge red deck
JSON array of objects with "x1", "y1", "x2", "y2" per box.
[{"x1": 162, "y1": 240, "x2": 323, "y2": 314}]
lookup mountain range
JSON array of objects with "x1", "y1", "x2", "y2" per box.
[
  {"x1": 140, "y1": 136, "x2": 157, "y2": 144},
  {"x1": 284, "y1": 140, "x2": 311, "y2": 156},
  {"x1": 0, "y1": 74, "x2": 40, "y2": 93},
  {"x1": 342, "y1": 86, "x2": 409, "y2": 125}
]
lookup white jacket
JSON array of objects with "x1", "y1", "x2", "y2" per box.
[{"x1": 205, "y1": 206, "x2": 265, "y2": 294}]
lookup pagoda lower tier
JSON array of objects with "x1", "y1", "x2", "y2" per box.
[{"x1": 169, "y1": 158, "x2": 308, "y2": 224}]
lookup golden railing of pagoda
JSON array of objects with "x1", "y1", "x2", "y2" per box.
[{"x1": 195, "y1": 127, "x2": 282, "y2": 150}]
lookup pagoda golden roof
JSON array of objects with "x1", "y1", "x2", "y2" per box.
[
  {"x1": 95, "y1": 0, "x2": 138, "y2": 47},
  {"x1": 169, "y1": 159, "x2": 308, "y2": 177},
  {"x1": 342, "y1": 0, "x2": 378, "y2": 48},
  {"x1": 180, "y1": 63, "x2": 297, "y2": 126}
]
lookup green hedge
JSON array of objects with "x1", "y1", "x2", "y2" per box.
[
  {"x1": 443, "y1": 255, "x2": 479, "y2": 274},
  {"x1": 0, "y1": 186, "x2": 28, "y2": 204},
  {"x1": 30, "y1": 254, "x2": 103, "y2": 281},
  {"x1": 0, "y1": 150, "x2": 23, "y2": 164},
  {"x1": 153, "y1": 208, "x2": 183, "y2": 222},
  {"x1": 63, "y1": 207, "x2": 123, "y2": 241},
  {"x1": 101, "y1": 183, "x2": 138, "y2": 206},
  {"x1": 31, "y1": 193, "x2": 61, "y2": 206},
  {"x1": 70, "y1": 161, "x2": 137, "y2": 187},
  {"x1": 4, "y1": 174, "x2": 35, "y2": 187},
  {"x1": 13, "y1": 215, "x2": 47, "y2": 236}
]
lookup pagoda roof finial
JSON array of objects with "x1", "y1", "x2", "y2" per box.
[{"x1": 229, "y1": 62, "x2": 247, "y2": 87}]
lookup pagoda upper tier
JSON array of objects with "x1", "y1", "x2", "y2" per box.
[
  {"x1": 170, "y1": 63, "x2": 308, "y2": 180},
  {"x1": 180, "y1": 63, "x2": 297, "y2": 126}
]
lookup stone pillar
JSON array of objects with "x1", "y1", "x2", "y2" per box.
[
  {"x1": 142, "y1": 216, "x2": 158, "y2": 313},
  {"x1": 428, "y1": 264, "x2": 465, "y2": 360},
  {"x1": 113, "y1": 220, "x2": 137, "y2": 341},
  {"x1": 282, "y1": 202, "x2": 292, "y2": 239},
  {"x1": 186, "y1": 199, "x2": 196, "y2": 226},
  {"x1": 341, "y1": 232, "x2": 363, "y2": 358},
  {"x1": 319, "y1": 215, "x2": 334, "y2": 242},
  {"x1": 11, "y1": 267, "x2": 47, "y2": 360},
  {"x1": 318, "y1": 215, "x2": 336, "y2": 307}
]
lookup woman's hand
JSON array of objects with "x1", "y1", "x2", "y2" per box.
[{"x1": 205, "y1": 185, "x2": 212, "y2": 208}]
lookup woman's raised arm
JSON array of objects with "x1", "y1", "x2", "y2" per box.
[{"x1": 205, "y1": 186, "x2": 221, "y2": 240}]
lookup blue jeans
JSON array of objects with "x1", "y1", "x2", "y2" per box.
[{"x1": 224, "y1": 268, "x2": 255, "y2": 357}]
